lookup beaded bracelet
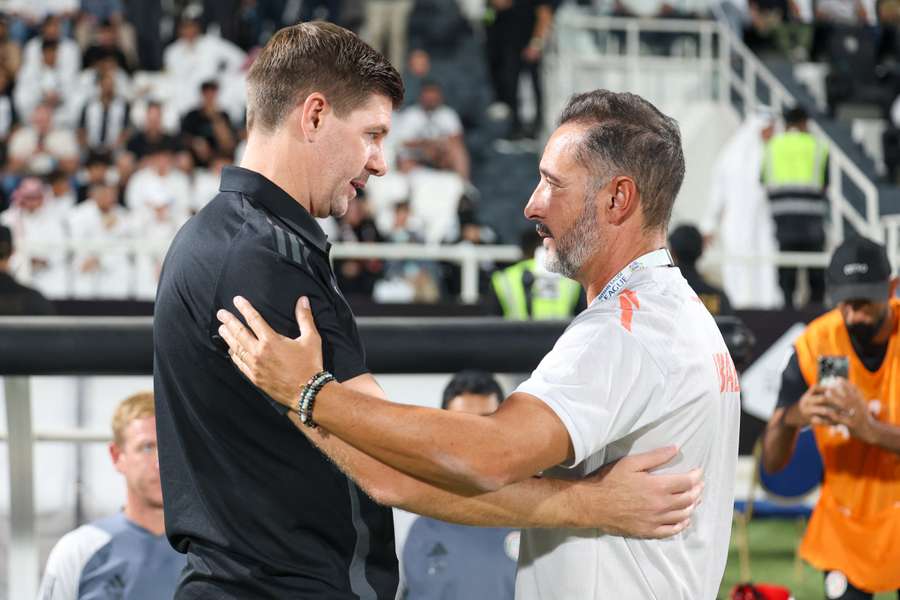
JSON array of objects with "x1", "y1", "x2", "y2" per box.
[{"x1": 295, "y1": 370, "x2": 335, "y2": 428}]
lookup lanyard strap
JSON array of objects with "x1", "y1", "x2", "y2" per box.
[{"x1": 593, "y1": 248, "x2": 674, "y2": 305}]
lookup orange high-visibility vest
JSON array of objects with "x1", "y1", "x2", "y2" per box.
[{"x1": 793, "y1": 299, "x2": 900, "y2": 592}]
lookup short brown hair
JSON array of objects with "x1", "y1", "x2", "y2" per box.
[
  {"x1": 559, "y1": 90, "x2": 685, "y2": 232},
  {"x1": 111, "y1": 392, "x2": 154, "y2": 446},
  {"x1": 246, "y1": 21, "x2": 404, "y2": 132}
]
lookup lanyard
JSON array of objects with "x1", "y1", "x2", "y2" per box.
[{"x1": 593, "y1": 248, "x2": 674, "y2": 305}]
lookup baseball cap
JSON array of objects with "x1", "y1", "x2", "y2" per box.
[{"x1": 826, "y1": 236, "x2": 893, "y2": 304}]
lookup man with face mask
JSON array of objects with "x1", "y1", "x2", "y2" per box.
[{"x1": 762, "y1": 236, "x2": 900, "y2": 600}]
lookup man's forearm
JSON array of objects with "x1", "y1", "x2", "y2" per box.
[
  {"x1": 761, "y1": 408, "x2": 799, "y2": 474},
  {"x1": 292, "y1": 412, "x2": 588, "y2": 529},
  {"x1": 312, "y1": 383, "x2": 567, "y2": 493}
]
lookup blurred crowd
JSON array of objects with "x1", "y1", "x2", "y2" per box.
[{"x1": 0, "y1": 0, "x2": 570, "y2": 305}]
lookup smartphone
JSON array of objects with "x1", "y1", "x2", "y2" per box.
[{"x1": 818, "y1": 355, "x2": 849, "y2": 385}]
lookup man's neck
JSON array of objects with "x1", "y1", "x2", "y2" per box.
[
  {"x1": 240, "y1": 131, "x2": 313, "y2": 214},
  {"x1": 123, "y1": 498, "x2": 165, "y2": 536},
  {"x1": 581, "y1": 228, "x2": 667, "y2": 300}
]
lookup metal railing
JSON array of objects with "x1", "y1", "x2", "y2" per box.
[
  {"x1": 547, "y1": 6, "x2": 885, "y2": 255},
  {"x1": 712, "y1": 7, "x2": 883, "y2": 243}
]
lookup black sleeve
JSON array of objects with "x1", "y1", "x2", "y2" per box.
[
  {"x1": 776, "y1": 350, "x2": 808, "y2": 409},
  {"x1": 213, "y1": 228, "x2": 368, "y2": 389}
]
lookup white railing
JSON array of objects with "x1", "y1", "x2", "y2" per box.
[
  {"x1": 712, "y1": 8, "x2": 883, "y2": 243},
  {"x1": 547, "y1": 6, "x2": 885, "y2": 260},
  {"x1": 546, "y1": 11, "x2": 720, "y2": 130},
  {"x1": 14, "y1": 240, "x2": 523, "y2": 305}
]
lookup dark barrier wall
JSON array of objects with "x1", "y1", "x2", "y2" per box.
[{"x1": 0, "y1": 316, "x2": 754, "y2": 376}]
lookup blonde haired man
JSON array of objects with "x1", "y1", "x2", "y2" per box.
[{"x1": 38, "y1": 393, "x2": 184, "y2": 600}]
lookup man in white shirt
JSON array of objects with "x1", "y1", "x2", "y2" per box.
[
  {"x1": 396, "y1": 80, "x2": 470, "y2": 181},
  {"x1": 68, "y1": 182, "x2": 132, "y2": 298},
  {"x1": 162, "y1": 13, "x2": 246, "y2": 117},
  {"x1": 13, "y1": 38, "x2": 76, "y2": 127},
  {"x1": 124, "y1": 143, "x2": 190, "y2": 216},
  {"x1": 7, "y1": 102, "x2": 79, "y2": 175},
  {"x1": 0, "y1": 175, "x2": 69, "y2": 298},
  {"x1": 19, "y1": 13, "x2": 80, "y2": 84},
  {"x1": 216, "y1": 89, "x2": 740, "y2": 599}
]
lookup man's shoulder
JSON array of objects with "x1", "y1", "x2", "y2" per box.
[
  {"x1": 801, "y1": 308, "x2": 844, "y2": 341},
  {"x1": 44, "y1": 520, "x2": 114, "y2": 575},
  {"x1": 176, "y1": 193, "x2": 325, "y2": 293}
]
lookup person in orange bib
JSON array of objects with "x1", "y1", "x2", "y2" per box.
[{"x1": 763, "y1": 236, "x2": 900, "y2": 600}]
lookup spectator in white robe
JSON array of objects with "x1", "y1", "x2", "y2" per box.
[
  {"x1": 68, "y1": 182, "x2": 132, "y2": 298},
  {"x1": 0, "y1": 176, "x2": 69, "y2": 298},
  {"x1": 131, "y1": 180, "x2": 187, "y2": 300},
  {"x1": 701, "y1": 112, "x2": 783, "y2": 309},
  {"x1": 124, "y1": 142, "x2": 191, "y2": 217},
  {"x1": 13, "y1": 38, "x2": 76, "y2": 126},
  {"x1": 162, "y1": 13, "x2": 245, "y2": 118},
  {"x1": 6, "y1": 102, "x2": 79, "y2": 175}
]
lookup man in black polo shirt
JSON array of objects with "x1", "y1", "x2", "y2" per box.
[{"x1": 155, "y1": 22, "x2": 702, "y2": 599}]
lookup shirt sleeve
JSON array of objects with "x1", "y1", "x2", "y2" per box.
[
  {"x1": 213, "y1": 225, "x2": 368, "y2": 390},
  {"x1": 515, "y1": 314, "x2": 666, "y2": 467},
  {"x1": 775, "y1": 350, "x2": 808, "y2": 409},
  {"x1": 38, "y1": 526, "x2": 110, "y2": 600}
]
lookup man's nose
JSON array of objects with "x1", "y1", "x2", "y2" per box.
[{"x1": 368, "y1": 146, "x2": 387, "y2": 177}]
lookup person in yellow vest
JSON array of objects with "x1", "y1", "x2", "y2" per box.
[
  {"x1": 762, "y1": 236, "x2": 900, "y2": 600},
  {"x1": 490, "y1": 228, "x2": 583, "y2": 319},
  {"x1": 762, "y1": 105, "x2": 829, "y2": 308}
]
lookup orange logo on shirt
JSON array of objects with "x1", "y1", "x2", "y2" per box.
[
  {"x1": 714, "y1": 352, "x2": 740, "y2": 393},
  {"x1": 619, "y1": 289, "x2": 640, "y2": 332}
]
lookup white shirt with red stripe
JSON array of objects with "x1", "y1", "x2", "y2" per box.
[{"x1": 514, "y1": 250, "x2": 740, "y2": 600}]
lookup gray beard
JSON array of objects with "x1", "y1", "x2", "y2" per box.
[{"x1": 543, "y1": 198, "x2": 601, "y2": 279}]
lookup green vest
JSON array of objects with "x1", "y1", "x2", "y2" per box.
[
  {"x1": 491, "y1": 259, "x2": 582, "y2": 320},
  {"x1": 762, "y1": 131, "x2": 828, "y2": 216}
]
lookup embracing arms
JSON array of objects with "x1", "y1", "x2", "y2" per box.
[{"x1": 217, "y1": 295, "x2": 703, "y2": 537}]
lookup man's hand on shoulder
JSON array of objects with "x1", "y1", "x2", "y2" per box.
[
  {"x1": 217, "y1": 295, "x2": 324, "y2": 408},
  {"x1": 567, "y1": 446, "x2": 703, "y2": 538}
]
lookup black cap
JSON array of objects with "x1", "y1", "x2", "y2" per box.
[{"x1": 826, "y1": 236, "x2": 893, "y2": 304}]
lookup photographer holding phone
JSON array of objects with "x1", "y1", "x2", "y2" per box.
[{"x1": 762, "y1": 236, "x2": 900, "y2": 600}]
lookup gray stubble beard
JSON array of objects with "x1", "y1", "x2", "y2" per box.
[{"x1": 543, "y1": 195, "x2": 601, "y2": 280}]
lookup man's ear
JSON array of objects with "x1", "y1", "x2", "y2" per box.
[
  {"x1": 605, "y1": 176, "x2": 639, "y2": 226},
  {"x1": 298, "y1": 92, "x2": 329, "y2": 141},
  {"x1": 109, "y1": 442, "x2": 125, "y2": 475},
  {"x1": 889, "y1": 276, "x2": 899, "y2": 298}
]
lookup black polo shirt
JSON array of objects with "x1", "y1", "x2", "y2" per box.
[{"x1": 153, "y1": 166, "x2": 398, "y2": 599}]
